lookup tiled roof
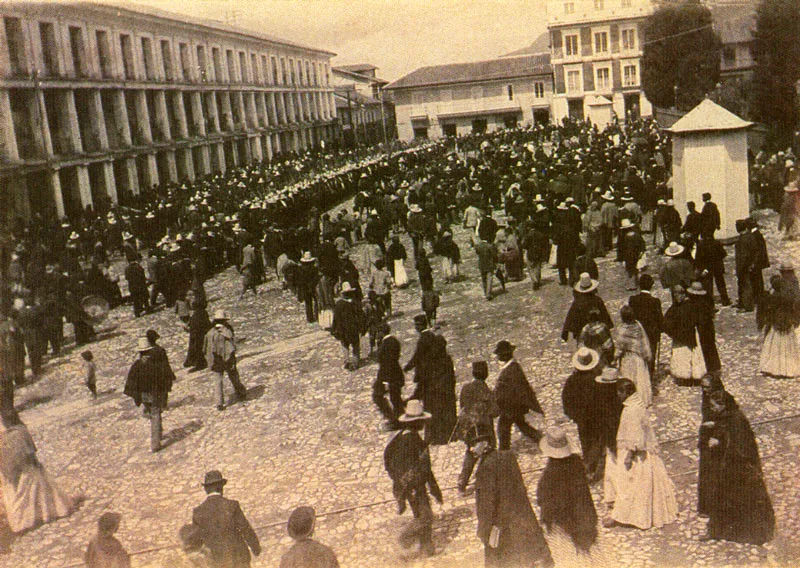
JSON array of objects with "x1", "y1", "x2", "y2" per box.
[
  {"x1": 668, "y1": 98, "x2": 752, "y2": 133},
  {"x1": 500, "y1": 33, "x2": 551, "y2": 58},
  {"x1": 385, "y1": 54, "x2": 551, "y2": 90}
]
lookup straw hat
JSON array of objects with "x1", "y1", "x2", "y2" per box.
[
  {"x1": 212, "y1": 309, "x2": 229, "y2": 321},
  {"x1": 664, "y1": 242, "x2": 685, "y2": 257},
  {"x1": 539, "y1": 426, "x2": 574, "y2": 459},
  {"x1": 69, "y1": 231, "x2": 80, "y2": 241},
  {"x1": 399, "y1": 399, "x2": 432, "y2": 423},
  {"x1": 409, "y1": 204, "x2": 423, "y2": 213},
  {"x1": 300, "y1": 251, "x2": 316, "y2": 263},
  {"x1": 601, "y1": 190, "x2": 615, "y2": 201},
  {"x1": 687, "y1": 282, "x2": 707, "y2": 296},
  {"x1": 595, "y1": 367, "x2": 620, "y2": 384},
  {"x1": 136, "y1": 337, "x2": 152, "y2": 352},
  {"x1": 341, "y1": 281, "x2": 355, "y2": 294},
  {"x1": 574, "y1": 272, "x2": 599, "y2": 293},
  {"x1": 621, "y1": 193, "x2": 634, "y2": 202},
  {"x1": 619, "y1": 218, "x2": 635, "y2": 230},
  {"x1": 572, "y1": 347, "x2": 600, "y2": 371}
]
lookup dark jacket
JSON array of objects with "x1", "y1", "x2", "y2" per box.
[
  {"x1": 123, "y1": 350, "x2": 174, "y2": 408},
  {"x1": 384, "y1": 430, "x2": 442, "y2": 513},
  {"x1": 124, "y1": 262, "x2": 148, "y2": 296},
  {"x1": 331, "y1": 298, "x2": 364, "y2": 344},
  {"x1": 562, "y1": 292, "x2": 613, "y2": 341},
  {"x1": 495, "y1": 360, "x2": 543, "y2": 416},
  {"x1": 279, "y1": 539, "x2": 339, "y2": 568},
  {"x1": 629, "y1": 292, "x2": 663, "y2": 351},
  {"x1": 192, "y1": 494, "x2": 261, "y2": 568}
]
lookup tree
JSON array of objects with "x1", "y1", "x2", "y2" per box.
[
  {"x1": 752, "y1": 0, "x2": 800, "y2": 147},
  {"x1": 642, "y1": 1, "x2": 721, "y2": 111}
]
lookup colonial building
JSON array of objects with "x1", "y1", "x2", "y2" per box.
[
  {"x1": 332, "y1": 64, "x2": 395, "y2": 147},
  {"x1": 546, "y1": 0, "x2": 655, "y2": 123},
  {"x1": 386, "y1": 54, "x2": 553, "y2": 141},
  {"x1": 0, "y1": 1, "x2": 337, "y2": 221}
]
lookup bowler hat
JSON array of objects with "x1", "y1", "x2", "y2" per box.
[
  {"x1": 413, "y1": 314, "x2": 428, "y2": 326},
  {"x1": 493, "y1": 340, "x2": 516, "y2": 357},
  {"x1": 202, "y1": 470, "x2": 227, "y2": 487},
  {"x1": 287, "y1": 506, "x2": 316, "y2": 540},
  {"x1": 145, "y1": 329, "x2": 160, "y2": 342}
]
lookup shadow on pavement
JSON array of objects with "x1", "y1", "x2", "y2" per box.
[{"x1": 161, "y1": 419, "x2": 203, "y2": 450}]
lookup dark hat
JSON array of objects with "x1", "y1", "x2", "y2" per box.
[
  {"x1": 472, "y1": 360, "x2": 489, "y2": 380},
  {"x1": 145, "y1": 329, "x2": 160, "y2": 342},
  {"x1": 98, "y1": 512, "x2": 121, "y2": 533},
  {"x1": 493, "y1": 340, "x2": 515, "y2": 357},
  {"x1": 202, "y1": 470, "x2": 227, "y2": 488},
  {"x1": 287, "y1": 506, "x2": 316, "y2": 540},
  {"x1": 413, "y1": 314, "x2": 428, "y2": 326}
]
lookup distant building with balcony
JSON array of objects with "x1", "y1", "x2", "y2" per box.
[
  {"x1": 0, "y1": 1, "x2": 337, "y2": 222},
  {"x1": 547, "y1": 0, "x2": 655, "y2": 124},
  {"x1": 332, "y1": 63, "x2": 395, "y2": 147},
  {"x1": 708, "y1": 1, "x2": 757, "y2": 80},
  {"x1": 385, "y1": 54, "x2": 553, "y2": 141}
]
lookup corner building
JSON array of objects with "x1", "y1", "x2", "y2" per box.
[{"x1": 0, "y1": 1, "x2": 337, "y2": 221}]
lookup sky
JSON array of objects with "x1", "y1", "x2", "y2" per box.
[{"x1": 122, "y1": 0, "x2": 549, "y2": 81}]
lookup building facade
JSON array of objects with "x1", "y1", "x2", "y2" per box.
[
  {"x1": 386, "y1": 54, "x2": 554, "y2": 142},
  {"x1": 332, "y1": 64, "x2": 395, "y2": 148},
  {"x1": 547, "y1": 0, "x2": 654, "y2": 124},
  {"x1": 0, "y1": 1, "x2": 337, "y2": 222}
]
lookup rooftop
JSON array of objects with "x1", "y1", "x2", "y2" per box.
[
  {"x1": 335, "y1": 64, "x2": 378, "y2": 73},
  {"x1": 667, "y1": 98, "x2": 752, "y2": 133},
  {"x1": 500, "y1": 33, "x2": 550, "y2": 58},
  {"x1": 385, "y1": 54, "x2": 552, "y2": 90}
]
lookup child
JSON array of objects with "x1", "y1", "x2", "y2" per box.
[
  {"x1": 81, "y1": 350, "x2": 97, "y2": 399},
  {"x1": 369, "y1": 258, "x2": 394, "y2": 317},
  {"x1": 421, "y1": 284, "x2": 440, "y2": 329},
  {"x1": 84, "y1": 512, "x2": 130, "y2": 568},
  {"x1": 363, "y1": 292, "x2": 389, "y2": 358}
]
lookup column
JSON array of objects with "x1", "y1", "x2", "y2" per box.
[
  {"x1": 173, "y1": 91, "x2": 189, "y2": 138},
  {"x1": 262, "y1": 134, "x2": 273, "y2": 160},
  {"x1": 271, "y1": 133, "x2": 280, "y2": 154},
  {"x1": 102, "y1": 161, "x2": 118, "y2": 204},
  {"x1": 165, "y1": 150, "x2": 178, "y2": 181},
  {"x1": 133, "y1": 91, "x2": 153, "y2": 143},
  {"x1": 76, "y1": 165, "x2": 93, "y2": 208},
  {"x1": 196, "y1": 145, "x2": 210, "y2": 175},
  {"x1": 112, "y1": 91, "x2": 132, "y2": 146},
  {"x1": 244, "y1": 92, "x2": 257, "y2": 129},
  {"x1": 146, "y1": 154, "x2": 159, "y2": 187},
  {"x1": 233, "y1": 91, "x2": 246, "y2": 130},
  {"x1": 64, "y1": 90, "x2": 83, "y2": 153},
  {"x1": 256, "y1": 92, "x2": 268, "y2": 127},
  {"x1": 250, "y1": 136, "x2": 262, "y2": 161},
  {"x1": 90, "y1": 90, "x2": 110, "y2": 149},
  {"x1": 205, "y1": 92, "x2": 220, "y2": 132},
  {"x1": 0, "y1": 90, "x2": 19, "y2": 161},
  {"x1": 268, "y1": 92, "x2": 279, "y2": 126},
  {"x1": 125, "y1": 158, "x2": 140, "y2": 195},
  {"x1": 212, "y1": 142, "x2": 225, "y2": 172},
  {"x1": 51, "y1": 170, "x2": 66, "y2": 218},
  {"x1": 32, "y1": 92, "x2": 54, "y2": 156},
  {"x1": 219, "y1": 92, "x2": 234, "y2": 131},
  {"x1": 191, "y1": 92, "x2": 207, "y2": 136},
  {"x1": 153, "y1": 91, "x2": 171, "y2": 141}
]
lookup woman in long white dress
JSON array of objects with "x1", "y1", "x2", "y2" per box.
[
  {"x1": 0, "y1": 409, "x2": 73, "y2": 533},
  {"x1": 604, "y1": 379, "x2": 677, "y2": 530},
  {"x1": 758, "y1": 275, "x2": 800, "y2": 378},
  {"x1": 615, "y1": 305, "x2": 653, "y2": 406}
]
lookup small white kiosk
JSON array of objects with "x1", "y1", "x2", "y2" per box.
[{"x1": 668, "y1": 99, "x2": 752, "y2": 241}]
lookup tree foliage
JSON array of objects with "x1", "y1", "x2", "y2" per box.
[
  {"x1": 752, "y1": 0, "x2": 800, "y2": 147},
  {"x1": 642, "y1": 1, "x2": 721, "y2": 111}
]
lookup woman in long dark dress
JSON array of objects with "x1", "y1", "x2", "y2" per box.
[
  {"x1": 423, "y1": 335, "x2": 457, "y2": 446},
  {"x1": 699, "y1": 388, "x2": 775, "y2": 544},
  {"x1": 697, "y1": 373, "x2": 725, "y2": 517},
  {"x1": 183, "y1": 298, "x2": 211, "y2": 372}
]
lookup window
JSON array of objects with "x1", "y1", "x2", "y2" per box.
[
  {"x1": 533, "y1": 82, "x2": 545, "y2": 98},
  {"x1": 567, "y1": 69, "x2": 582, "y2": 93},
  {"x1": 39, "y1": 22, "x2": 60, "y2": 76},
  {"x1": 239, "y1": 51, "x2": 248, "y2": 83},
  {"x1": 251, "y1": 53, "x2": 259, "y2": 83},
  {"x1": 212, "y1": 47, "x2": 222, "y2": 82},
  {"x1": 564, "y1": 2, "x2": 574, "y2": 14},
  {"x1": 281, "y1": 58, "x2": 287, "y2": 84},
  {"x1": 226, "y1": 49, "x2": 235, "y2": 82},
  {"x1": 623, "y1": 63, "x2": 638, "y2": 87},
  {"x1": 595, "y1": 66, "x2": 610, "y2": 90},
  {"x1": 160, "y1": 40, "x2": 173, "y2": 81},
  {"x1": 290, "y1": 58, "x2": 297, "y2": 84},
  {"x1": 96, "y1": 30, "x2": 112, "y2": 78},
  {"x1": 565, "y1": 34, "x2": 579, "y2": 57},
  {"x1": 4, "y1": 18, "x2": 27, "y2": 76},
  {"x1": 594, "y1": 0, "x2": 604, "y2": 9},
  {"x1": 69, "y1": 27, "x2": 87, "y2": 77},
  {"x1": 621, "y1": 0, "x2": 632, "y2": 7},
  {"x1": 305, "y1": 62, "x2": 311, "y2": 86},
  {"x1": 622, "y1": 28, "x2": 636, "y2": 50},
  {"x1": 723, "y1": 46, "x2": 736, "y2": 65},
  {"x1": 594, "y1": 31, "x2": 608, "y2": 54},
  {"x1": 179, "y1": 43, "x2": 191, "y2": 81},
  {"x1": 141, "y1": 37, "x2": 154, "y2": 80},
  {"x1": 261, "y1": 55, "x2": 268, "y2": 84},
  {"x1": 120, "y1": 33, "x2": 134, "y2": 80},
  {"x1": 507, "y1": 84, "x2": 514, "y2": 101}
]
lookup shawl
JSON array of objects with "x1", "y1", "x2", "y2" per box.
[{"x1": 615, "y1": 321, "x2": 652, "y2": 363}]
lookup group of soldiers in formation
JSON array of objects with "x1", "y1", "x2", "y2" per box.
[{"x1": 0, "y1": 114, "x2": 798, "y2": 567}]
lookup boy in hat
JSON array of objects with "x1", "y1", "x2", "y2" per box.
[
  {"x1": 203, "y1": 311, "x2": 248, "y2": 410},
  {"x1": 456, "y1": 361, "x2": 499, "y2": 495},
  {"x1": 84, "y1": 512, "x2": 130, "y2": 568},
  {"x1": 280, "y1": 506, "x2": 340, "y2": 568},
  {"x1": 193, "y1": 470, "x2": 261, "y2": 567},
  {"x1": 384, "y1": 400, "x2": 443, "y2": 558},
  {"x1": 81, "y1": 350, "x2": 97, "y2": 399}
]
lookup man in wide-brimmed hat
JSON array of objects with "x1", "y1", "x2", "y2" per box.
[
  {"x1": 493, "y1": 340, "x2": 544, "y2": 450},
  {"x1": 192, "y1": 470, "x2": 261, "y2": 568},
  {"x1": 562, "y1": 273, "x2": 613, "y2": 344},
  {"x1": 331, "y1": 282, "x2": 365, "y2": 370},
  {"x1": 279, "y1": 506, "x2": 339, "y2": 568},
  {"x1": 619, "y1": 218, "x2": 645, "y2": 291},
  {"x1": 123, "y1": 336, "x2": 173, "y2": 452},
  {"x1": 660, "y1": 241, "x2": 695, "y2": 299},
  {"x1": 203, "y1": 310, "x2": 248, "y2": 411},
  {"x1": 384, "y1": 399, "x2": 442, "y2": 558}
]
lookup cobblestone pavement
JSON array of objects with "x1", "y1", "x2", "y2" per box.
[{"x1": 2, "y1": 210, "x2": 800, "y2": 568}]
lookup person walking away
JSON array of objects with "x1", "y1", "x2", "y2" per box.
[
  {"x1": 369, "y1": 259, "x2": 394, "y2": 317},
  {"x1": 629, "y1": 274, "x2": 663, "y2": 376},
  {"x1": 614, "y1": 305, "x2": 653, "y2": 406},
  {"x1": 562, "y1": 274, "x2": 613, "y2": 344},
  {"x1": 603, "y1": 379, "x2": 677, "y2": 530},
  {"x1": 123, "y1": 337, "x2": 173, "y2": 452},
  {"x1": 184, "y1": 298, "x2": 211, "y2": 372},
  {"x1": 203, "y1": 310, "x2": 247, "y2": 411},
  {"x1": 473, "y1": 440, "x2": 554, "y2": 568},
  {"x1": 521, "y1": 219, "x2": 549, "y2": 290},
  {"x1": 279, "y1": 506, "x2": 340, "y2": 568},
  {"x1": 455, "y1": 361, "x2": 499, "y2": 495},
  {"x1": 619, "y1": 219, "x2": 645, "y2": 291},
  {"x1": 435, "y1": 231, "x2": 461, "y2": 283},
  {"x1": 695, "y1": 232, "x2": 731, "y2": 307},
  {"x1": 331, "y1": 283, "x2": 365, "y2": 371},
  {"x1": 192, "y1": 470, "x2": 261, "y2": 568},
  {"x1": 124, "y1": 258, "x2": 150, "y2": 317},
  {"x1": 493, "y1": 340, "x2": 544, "y2": 450},
  {"x1": 757, "y1": 275, "x2": 800, "y2": 378},
  {"x1": 383, "y1": 400, "x2": 442, "y2": 558},
  {"x1": 421, "y1": 285, "x2": 440, "y2": 329},
  {"x1": 85, "y1": 512, "x2": 130, "y2": 568},
  {"x1": 297, "y1": 252, "x2": 319, "y2": 324},
  {"x1": 686, "y1": 282, "x2": 722, "y2": 376},
  {"x1": 474, "y1": 237, "x2": 498, "y2": 301},
  {"x1": 373, "y1": 334, "x2": 405, "y2": 431}
]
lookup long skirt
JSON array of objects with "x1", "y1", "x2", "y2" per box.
[
  {"x1": 610, "y1": 452, "x2": 677, "y2": 529},
  {"x1": 670, "y1": 334, "x2": 707, "y2": 380},
  {"x1": 619, "y1": 352, "x2": 652, "y2": 407},
  {"x1": 2, "y1": 465, "x2": 72, "y2": 533},
  {"x1": 760, "y1": 327, "x2": 800, "y2": 378}
]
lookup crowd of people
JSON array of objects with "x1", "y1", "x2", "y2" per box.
[{"x1": 1, "y1": 114, "x2": 799, "y2": 567}]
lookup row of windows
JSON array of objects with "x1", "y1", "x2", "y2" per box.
[
  {"x1": 562, "y1": 27, "x2": 637, "y2": 58},
  {"x1": 564, "y1": 61, "x2": 638, "y2": 94},
  {"x1": 3, "y1": 16, "x2": 332, "y2": 89},
  {"x1": 563, "y1": 0, "x2": 633, "y2": 14},
  {"x1": 410, "y1": 81, "x2": 550, "y2": 106}
]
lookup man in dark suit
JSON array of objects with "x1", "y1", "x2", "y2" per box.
[
  {"x1": 628, "y1": 273, "x2": 663, "y2": 375},
  {"x1": 493, "y1": 340, "x2": 544, "y2": 450},
  {"x1": 476, "y1": 205, "x2": 499, "y2": 243},
  {"x1": 192, "y1": 470, "x2": 261, "y2": 568},
  {"x1": 700, "y1": 192, "x2": 721, "y2": 237}
]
